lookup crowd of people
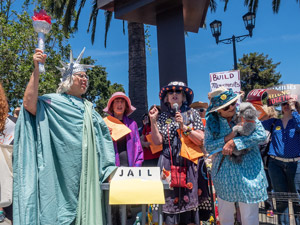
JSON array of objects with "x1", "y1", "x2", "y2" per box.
[{"x1": 0, "y1": 47, "x2": 299, "y2": 225}]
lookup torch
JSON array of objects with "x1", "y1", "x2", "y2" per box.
[{"x1": 32, "y1": 9, "x2": 52, "y2": 73}]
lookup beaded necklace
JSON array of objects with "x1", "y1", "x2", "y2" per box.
[{"x1": 63, "y1": 93, "x2": 85, "y2": 114}]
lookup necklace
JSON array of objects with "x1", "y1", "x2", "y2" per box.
[{"x1": 63, "y1": 93, "x2": 85, "y2": 114}]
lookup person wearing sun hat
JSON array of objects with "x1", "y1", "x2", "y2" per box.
[
  {"x1": 149, "y1": 81, "x2": 209, "y2": 225},
  {"x1": 103, "y1": 91, "x2": 143, "y2": 167},
  {"x1": 104, "y1": 92, "x2": 143, "y2": 222},
  {"x1": 204, "y1": 87, "x2": 268, "y2": 225},
  {"x1": 190, "y1": 101, "x2": 208, "y2": 126}
]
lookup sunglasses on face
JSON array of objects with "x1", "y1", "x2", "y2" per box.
[
  {"x1": 222, "y1": 101, "x2": 237, "y2": 111},
  {"x1": 198, "y1": 108, "x2": 206, "y2": 113},
  {"x1": 74, "y1": 73, "x2": 89, "y2": 80},
  {"x1": 167, "y1": 90, "x2": 182, "y2": 94},
  {"x1": 281, "y1": 102, "x2": 289, "y2": 106}
]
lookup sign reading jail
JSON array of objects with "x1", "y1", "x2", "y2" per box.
[{"x1": 109, "y1": 167, "x2": 165, "y2": 205}]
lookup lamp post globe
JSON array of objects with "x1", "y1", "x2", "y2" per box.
[
  {"x1": 242, "y1": 12, "x2": 256, "y2": 37},
  {"x1": 209, "y1": 20, "x2": 222, "y2": 44}
]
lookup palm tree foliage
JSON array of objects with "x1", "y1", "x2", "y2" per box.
[{"x1": 244, "y1": 0, "x2": 299, "y2": 13}]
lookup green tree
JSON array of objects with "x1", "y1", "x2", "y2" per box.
[
  {"x1": 0, "y1": 0, "x2": 123, "y2": 114},
  {"x1": 220, "y1": 0, "x2": 299, "y2": 13},
  {"x1": 0, "y1": 1, "x2": 71, "y2": 110},
  {"x1": 238, "y1": 52, "x2": 282, "y2": 95}
]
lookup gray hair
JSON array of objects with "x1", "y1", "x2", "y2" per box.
[{"x1": 56, "y1": 76, "x2": 73, "y2": 94}]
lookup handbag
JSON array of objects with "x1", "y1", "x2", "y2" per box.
[
  {"x1": 260, "y1": 119, "x2": 277, "y2": 168},
  {"x1": 170, "y1": 165, "x2": 187, "y2": 188},
  {"x1": 167, "y1": 124, "x2": 187, "y2": 188}
]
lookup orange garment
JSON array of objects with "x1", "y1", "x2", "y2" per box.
[
  {"x1": 201, "y1": 118, "x2": 206, "y2": 127},
  {"x1": 178, "y1": 130, "x2": 204, "y2": 164}
]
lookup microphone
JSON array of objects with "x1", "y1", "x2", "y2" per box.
[
  {"x1": 173, "y1": 103, "x2": 179, "y2": 113},
  {"x1": 172, "y1": 103, "x2": 180, "y2": 128}
]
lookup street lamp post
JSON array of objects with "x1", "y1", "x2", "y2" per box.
[{"x1": 209, "y1": 12, "x2": 256, "y2": 70}]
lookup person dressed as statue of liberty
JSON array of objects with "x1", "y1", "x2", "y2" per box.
[{"x1": 13, "y1": 48, "x2": 117, "y2": 225}]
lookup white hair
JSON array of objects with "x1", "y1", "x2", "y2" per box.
[{"x1": 56, "y1": 75, "x2": 73, "y2": 94}]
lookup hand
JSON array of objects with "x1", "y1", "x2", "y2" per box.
[
  {"x1": 288, "y1": 98, "x2": 297, "y2": 110},
  {"x1": 175, "y1": 112, "x2": 183, "y2": 128},
  {"x1": 142, "y1": 141, "x2": 151, "y2": 148},
  {"x1": 222, "y1": 139, "x2": 235, "y2": 155},
  {"x1": 240, "y1": 91, "x2": 245, "y2": 98},
  {"x1": 149, "y1": 105, "x2": 159, "y2": 122},
  {"x1": 145, "y1": 142, "x2": 151, "y2": 148},
  {"x1": 198, "y1": 189, "x2": 202, "y2": 196},
  {"x1": 33, "y1": 49, "x2": 47, "y2": 69}
]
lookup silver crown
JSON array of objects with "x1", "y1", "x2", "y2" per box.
[{"x1": 56, "y1": 47, "x2": 94, "y2": 81}]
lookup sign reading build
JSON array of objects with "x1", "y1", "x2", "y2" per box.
[{"x1": 109, "y1": 167, "x2": 165, "y2": 205}]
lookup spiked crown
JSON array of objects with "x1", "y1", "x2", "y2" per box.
[{"x1": 56, "y1": 47, "x2": 94, "y2": 81}]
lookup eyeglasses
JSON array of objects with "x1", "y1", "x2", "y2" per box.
[
  {"x1": 74, "y1": 73, "x2": 89, "y2": 80},
  {"x1": 167, "y1": 90, "x2": 182, "y2": 94},
  {"x1": 222, "y1": 101, "x2": 237, "y2": 111}
]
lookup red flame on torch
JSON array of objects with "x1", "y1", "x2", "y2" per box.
[{"x1": 32, "y1": 9, "x2": 51, "y2": 24}]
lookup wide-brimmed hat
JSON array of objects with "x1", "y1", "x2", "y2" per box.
[
  {"x1": 159, "y1": 81, "x2": 194, "y2": 105},
  {"x1": 207, "y1": 87, "x2": 242, "y2": 114},
  {"x1": 103, "y1": 92, "x2": 136, "y2": 116},
  {"x1": 190, "y1": 101, "x2": 208, "y2": 109}
]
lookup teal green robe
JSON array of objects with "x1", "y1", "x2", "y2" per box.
[{"x1": 13, "y1": 93, "x2": 117, "y2": 225}]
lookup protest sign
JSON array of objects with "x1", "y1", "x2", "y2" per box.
[
  {"x1": 146, "y1": 134, "x2": 162, "y2": 154},
  {"x1": 103, "y1": 116, "x2": 131, "y2": 141},
  {"x1": 268, "y1": 84, "x2": 300, "y2": 106},
  {"x1": 109, "y1": 167, "x2": 165, "y2": 204},
  {"x1": 209, "y1": 70, "x2": 241, "y2": 94}
]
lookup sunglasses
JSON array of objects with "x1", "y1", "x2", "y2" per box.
[
  {"x1": 281, "y1": 102, "x2": 289, "y2": 106},
  {"x1": 198, "y1": 108, "x2": 206, "y2": 113},
  {"x1": 222, "y1": 101, "x2": 237, "y2": 111},
  {"x1": 167, "y1": 90, "x2": 182, "y2": 94}
]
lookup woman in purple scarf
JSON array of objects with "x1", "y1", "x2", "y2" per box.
[
  {"x1": 104, "y1": 92, "x2": 143, "y2": 167},
  {"x1": 103, "y1": 92, "x2": 143, "y2": 222}
]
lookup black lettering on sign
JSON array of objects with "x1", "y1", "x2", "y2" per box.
[
  {"x1": 139, "y1": 170, "x2": 141, "y2": 176},
  {"x1": 148, "y1": 169, "x2": 152, "y2": 176},
  {"x1": 119, "y1": 169, "x2": 123, "y2": 176},
  {"x1": 127, "y1": 169, "x2": 134, "y2": 177}
]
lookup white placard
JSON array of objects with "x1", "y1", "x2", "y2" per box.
[
  {"x1": 109, "y1": 167, "x2": 165, "y2": 204},
  {"x1": 112, "y1": 167, "x2": 160, "y2": 181},
  {"x1": 209, "y1": 70, "x2": 241, "y2": 94}
]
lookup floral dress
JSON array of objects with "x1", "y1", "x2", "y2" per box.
[
  {"x1": 204, "y1": 114, "x2": 268, "y2": 203},
  {"x1": 157, "y1": 108, "x2": 209, "y2": 223}
]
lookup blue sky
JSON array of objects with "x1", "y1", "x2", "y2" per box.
[{"x1": 50, "y1": 1, "x2": 300, "y2": 109}]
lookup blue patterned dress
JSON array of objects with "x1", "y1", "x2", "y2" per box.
[{"x1": 204, "y1": 115, "x2": 268, "y2": 203}]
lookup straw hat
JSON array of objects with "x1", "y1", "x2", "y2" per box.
[
  {"x1": 207, "y1": 87, "x2": 242, "y2": 113},
  {"x1": 103, "y1": 92, "x2": 136, "y2": 116},
  {"x1": 190, "y1": 101, "x2": 208, "y2": 109}
]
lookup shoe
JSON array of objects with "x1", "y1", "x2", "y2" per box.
[
  {"x1": 0, "y1": 212, "x2": 5, "y2": 223},
  {"x1": 267, "y1": 210, "x2": 274, "y2": 217}
]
